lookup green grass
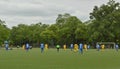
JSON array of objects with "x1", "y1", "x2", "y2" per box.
[{"x1": 0, "y1": 48, "x2": 120, "y2": 69}]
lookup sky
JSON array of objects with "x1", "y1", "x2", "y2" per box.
[{"x1": 0, "y1": 0, "x2": 120, "y2": 28}]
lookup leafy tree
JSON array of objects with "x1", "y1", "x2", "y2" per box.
[
  {"x1": 0, "y1": 20, "x2": 10, "y2": 45},
  {"x1": 10, "y1": 24, "x2": 30, "y2": 46},
  {"x1": 55, "y1": 13, "x2": 84, "y2": 45},
  {"x1": 10, "y1": 23, "x2": 49, "y2": 47},
  {"x1": 89, "y1": 0, "x2": 120, "y2": 42}
]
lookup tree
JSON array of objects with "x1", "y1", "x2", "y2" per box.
[
  {"x1": 0, "y1": 20, "x2": 10, "y2": 45},
  {"x1": 10, "y1": 22, "x2": 49, "y2": 47},
  {"x1": 89, "y1": 0, "x2": 120, "y2": 42},
  {"x1": 75, "y1": 23, "x2": 88, "y2": 43},
  {"x1": 10, "y1": 24, "x2": 30, "y2": 46},
  {"x1": 55, "y1": 13, "x2": 84, "y2": 45},
  {"x1": 0, "y1": 19, "x2": 6, "y2": 26}
]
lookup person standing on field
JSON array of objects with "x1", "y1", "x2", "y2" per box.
[
  {"x1": 4, "y1": 41, "x2": 9, "y2": 51},
  {"x1": 115, "y1": 44, "x2": 119, "y2": 51},
  {"x1": 56, "y1": 45, "x2": 60, "y2": 52},
  {"x1": 70, "y1": 44, "x2": 73, "y2": 51},
  {"x1": 22, "y1": 44, "x2": 25, "y2": 50},
  {"x1": 74, "y1": 44, "x2": 78, "y2": 52},
  {"x1": 26, "y1": 43, "x2": 29, "y2": 52},
  {"x1": 84, "y1": 44, "x2": 87, "y2": 51},
  {"x1": 63, "y1": 44, "x2": 67, "y2": 51},
  {"x1": 101, "y1": 44, "x2": 105, "y2": 51},
  {"x1": 40, "y1": 43, "x2": 44, "y2": 53},
  {"x1": 96, "y1": 44, "x2": 100, "y2": 51},
  {"x1": 87, "y1": 44, "x2": 90, "y2": 50},
  {"x1": 45, "y1": 44, "x2": 48, "y2": 50},
  {"x1": 79, "y1": 43, "x2": 83, "y2": 54}
]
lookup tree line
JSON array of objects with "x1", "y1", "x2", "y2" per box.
[{"x1": 0, "y1": 0, "x2": 120, "y2": 48}]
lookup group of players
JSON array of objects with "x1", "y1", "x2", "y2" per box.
[
  {"x1": 4, "y1": 41, "x2": 119, "y2": 54},
  {"x1": 39, "y1": 43, "x2": 88, "y2": 54},
  {"x1": 23, "y1": 43, "x2": 119, "y2": 54},
  {"x1": 96, "y1": 43, "x2": 119, "y2": 51},
  {"x1": 21, "y1": 43, "x2": 48, "y2": 53}
]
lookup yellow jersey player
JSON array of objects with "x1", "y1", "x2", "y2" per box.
[
  {"x1": 101, "y1": 44, "x2": 105, "y2": 51},
  {"x1": 63, "y1": 44, "x2": 67, "y2": 51},
  {"x1": 74, "y1": 44, "x2": 78, "y2": 52},
  {"x1": 22, "y1": 44, "x2": 25, "y2": 50},
  {"x1": 45, "y1": 44, "x2": 48, "y2": 50},
  {"x1": 84, "y1": 44, "x2": 87, "y2": 51}
]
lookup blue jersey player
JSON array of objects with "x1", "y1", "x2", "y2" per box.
[
  {"x1": 26, "y1": 43, "x2": 29, "y2": 51},
  {"x1": 4, "y1": 41, "x2": 9, "y2": 51},
  {"x1": 70, "y1": 44, "x2": 73, "y2": 51},
  {"x1": 96, "y1": 44, "x2": 100, "y2": 51},
  {"x1": 79, "y1": 43, "x2": 83, "y2": 54},
  {"x1": 40, "y1": 43, "x2": 44, "y2": 53},
  {"x1": 5, "y1": 44, "x2": 9, "y2": 50},
  {"x1": 87, "y1": 44, "x2": 90, "y2": 50},
  {"x1": 115, "y1": 44, "x2": 119, "y2": 51}
]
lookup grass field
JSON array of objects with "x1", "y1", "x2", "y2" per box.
[{"x1": 0, "y1": 48, "x2": 120, "y2": 69}]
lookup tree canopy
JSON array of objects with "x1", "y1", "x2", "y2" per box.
[{"x1": 0, "y1": 0, "x2": 120, "y2": 47}]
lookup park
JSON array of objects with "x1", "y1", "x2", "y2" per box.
[{"x1": 0, "y1": 0, "x2": 120, "y2": 69}]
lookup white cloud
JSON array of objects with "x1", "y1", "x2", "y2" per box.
[{"x1": 0, "y1": 0, "x2": 120, "y2": 28}]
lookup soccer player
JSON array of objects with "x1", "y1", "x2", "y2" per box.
[
  {"x1": 79, "y1": 43, "x2": 83, "y2": 54},
  {"x1": 101, "y1": 44, "x2": 105, "y2": 51},
  {"x1": 87, "y1": 44, "x2": 90, "y2": 50},
  {"x1": 115, "y1": 44, "x2": 119, "y2": 51},
  {"x1": 84, "y1": 44, "x2": 87, "y2": 51},
  {"x1": 74, "y1": 44, "x2": 78, "y2": 52},
  {"x1": 26, "y1": 43, "x2": 29, "y2": 52},
  {"x1": 22, "y1": 44, "x2": 25, "y2": 50},
  {"x1": 70, "y1": 44, "x2": 73, "y2": 51},
  {"x1": 56, "y1": 45, "x2": 60, "y2": 52},
  {"x1": 45, "y1": 44, "x2": 48, "y2": 50},
  {"x1": 63, "y1": 44, "x2": 67, "y2": 51},
  {"x1": 5, "y1": 43, "x2": 9, "y2": 51},
  {"x1": 4, "y1": 41, "x2": 9, "y2": 51},
  {"x1": 96, "y1": 44, "x2": 100, "y2": 51},
  {"x1": 40, "y1": 43, "x2": 44, "y2": 53}
]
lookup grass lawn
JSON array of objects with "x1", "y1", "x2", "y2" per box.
[{"x1": 0, "y1": 48, "x2": 120, "y2": 69}]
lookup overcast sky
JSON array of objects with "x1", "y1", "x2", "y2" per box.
[{"x1": 0, "y1": 0, "x2": 120, "y2": 28}]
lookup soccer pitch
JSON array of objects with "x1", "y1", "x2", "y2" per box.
[{"x1": 0, "y1": 48, "x2": 120, "y2": 69}]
